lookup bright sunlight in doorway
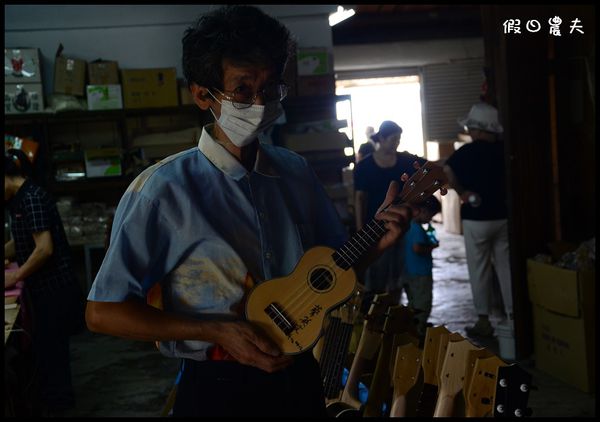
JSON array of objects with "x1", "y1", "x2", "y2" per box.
[{"x1": 335, "y1": 75, "x2": 424, "y2": 158}]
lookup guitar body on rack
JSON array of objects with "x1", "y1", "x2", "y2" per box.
[{"x1": 246, "y1": 162, "x2": 448, "y2": 355}]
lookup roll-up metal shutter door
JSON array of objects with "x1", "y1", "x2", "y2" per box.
[{"x1": 421, "y1": 58, "x2": 485, "y2": 142}]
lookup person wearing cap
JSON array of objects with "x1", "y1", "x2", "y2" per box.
[
  {"x1": 443, "y1": 102, "x2": 514, "y2": 338},
  {"x1": 354, "y1": 120, "x2": 427, "y2": 312}
]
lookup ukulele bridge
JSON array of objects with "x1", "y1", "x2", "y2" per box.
[{"x1": 265, "y1": 302, "x2": 296, "y2": 335}]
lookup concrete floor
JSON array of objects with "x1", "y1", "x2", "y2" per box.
[{"x1": 55, "y1": 223, "x2": 594, "y2": 417}]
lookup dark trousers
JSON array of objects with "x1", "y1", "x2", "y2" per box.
[
  {"x1": 27, "y1": 283, "x2": 84, "y2": 410},
  {"x1": 172, "y1": 352, "x2": 327, "y2": 417}
]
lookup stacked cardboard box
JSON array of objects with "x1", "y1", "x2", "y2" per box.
[
  {"x1": 4, "y1": 48, "x2": 45, "y2": 114},
  {"x1": 296, "y1": 47, "x2": 335, "y2": 96},
  {"x1": 86, "y1": 60, "x2": 123, "y2": 110},
  {"x1": 121, "y1": 68, "x2": 178, "y2": 109},
  {"x1": 527, "y1": 246, "x2": 595, "y2": 392},
  {"x1": 54, "y1": 47, "x2": 87, "y2": 97}
]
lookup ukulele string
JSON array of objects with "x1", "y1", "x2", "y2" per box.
[
  {"x1": 280, "y1": 220, "x2": 386, "y2": 320},
  {"x1": 276, "y1": 170, "x2": 420, "y2": 316},
  {"x1": 275, "y1": 174, "x2": 442, "y2": 334}
]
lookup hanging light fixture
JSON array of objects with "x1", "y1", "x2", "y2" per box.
[{"x1": 329, "y1": 5, "x2": 355, "y2": 26}]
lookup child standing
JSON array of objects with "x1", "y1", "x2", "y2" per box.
[{"x1": 400, "y1": 196, "x2": 442, "y2": 338}]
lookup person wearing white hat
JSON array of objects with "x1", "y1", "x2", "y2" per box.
[{"x1": 443, "y1": 102, "x2": 513, "y2": 338}]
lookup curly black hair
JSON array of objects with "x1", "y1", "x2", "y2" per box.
[
  {"x1": 182, "y1": 5, "x2": 295, "y2": 90},
  {"x1": 5, "y1": 148, "x2": 33, "y2": 178}
]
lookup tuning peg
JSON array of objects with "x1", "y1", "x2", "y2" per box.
[
  {"x1": 440, "y1": 187, "x2": 448, "y2": 195},
  {"x1": 514, "y1": 407, "x2": 533, "y2": 417},
  {"x1": 400, "y1": 173, "x2": 409, "y2": 182}
]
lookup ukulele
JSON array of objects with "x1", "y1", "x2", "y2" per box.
[
  {"x1": 389, "y1": 342, "x2": 423, "y2": 417},
  {"x1": 433, "y1": 335, "x2": 479, "y2": 417},
  {"x1": 493, "y1": 364, "x2": 533, "y2": 417},
  {"x1": 245, "y1": 161, "x2": 448, "y2": 354},
  {"x1": 465, "y1": 354, "x2": 508, "y2": 417},
  {"x1": 325, "y1": 292, "x2": 394, "y2": 417},
  {"x1": 415, "y1": 325, "x2": 450, "y2": 417}
]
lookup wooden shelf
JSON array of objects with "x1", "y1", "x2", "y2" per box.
[
  {"x1": 5, "y1": 104, "x2": 203, "y2": 124},
  {"x1": 49, "y1": 176, "x2": 133, "y2": 192}
]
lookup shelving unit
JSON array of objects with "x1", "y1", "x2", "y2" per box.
[
  {"x1": 279, "y1": 94, "x2": 356, "y2": 229},
  {"x1": 279, "y1": 94, "x2": 354, "y2": 185},
  {"x1": 5, "y1": 105, "x2": 211, "y2": 205}
]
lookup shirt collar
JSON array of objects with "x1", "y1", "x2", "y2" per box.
[{"x1": 197, "y1": 124, "x2": 279, "y2": 180}]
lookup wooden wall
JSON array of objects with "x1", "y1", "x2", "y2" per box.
[{"x1": 480, "y1": 5, "x2": 595, "y2": 359}]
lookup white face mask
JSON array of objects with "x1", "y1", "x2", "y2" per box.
[{"x1": 208, "y1": 90, "x2": 283, "y2": 148}]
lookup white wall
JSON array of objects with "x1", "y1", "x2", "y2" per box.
[{"x1": 5, "y1": 5, "x2": 336, "y2": 96}]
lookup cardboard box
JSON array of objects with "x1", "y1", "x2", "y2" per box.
[
  {"x1": 297, "y1": 74, "x2": 336, "y2": 96},
  {"x1": 5, "y1": 48, "x2": 42, "y2": 83},
  {"x1": 179, "y1": 84, "x2": 194, "y2": 105},
  {"x1": 283, "y1": 131, "x2": 350, "y2": 152},
  {"x1": 5, "y1": 83, "x2": 44, "y2": 114},
  {"x1": 527, "y1": 258, "x2": 595, "y2": 392},
  {"x1": 84, "y1": 148, "x2": 122, "y2": 177},
  {"x1": 297, "y1": 48, "x2": 333, "y2": 75},
  {"x1": 88, "y1": 60, "x2": 119, "y2": 85},
  {"x1": 86, "y1": 85, "x2": 123, "y2": 110},
  {"x1": 121, "y1": 68, "x2": 178, "y2": 109},
  {"x1": 54, "y1": 55, "x2": 86, "y2": 96}
]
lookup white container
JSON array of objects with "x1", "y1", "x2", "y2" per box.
[{"x1": 496, "y1": 322, "x2": 516, "y2": 361}]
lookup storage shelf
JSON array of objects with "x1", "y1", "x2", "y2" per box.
[
  {"x1": 5, "y1": 104, "x2": 202, "y2": 124},
  {"x1": 48, "y1": 176, "x2": 133, "y2": 193}
]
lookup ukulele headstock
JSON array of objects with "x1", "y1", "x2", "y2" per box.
[
  {"x1": 399, "y1": 161, "x2": 448, "y2": 205},
  {"x1": 421, "y1": 325, "x2": 451, "y2": 386},
  {"x1": 493, "y1": 364, "x2": 533, "y2": 417}
]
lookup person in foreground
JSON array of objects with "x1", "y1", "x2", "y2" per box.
[{"x1": 85, "y1": 6, "x2": 414, "y2": 417}]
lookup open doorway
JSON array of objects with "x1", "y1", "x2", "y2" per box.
[{"x1": 335, "y1": 75, "x2": 424, "y2": 158}]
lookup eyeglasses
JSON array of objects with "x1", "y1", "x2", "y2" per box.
[{"x1": 213, "y1": 82, "x2": 289, "y2": 109}]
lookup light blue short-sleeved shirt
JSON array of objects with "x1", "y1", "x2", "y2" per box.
[{"x1": 88, "y1": 124, "x2": 348, "y2": 361}]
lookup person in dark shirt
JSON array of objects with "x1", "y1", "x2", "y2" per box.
[
  {"x1": 444, "y1": 102, "x2": 513, "y2": 338},
  {"x1": 354, "y1": 120, "x2": 427, "y2": 311},
  {"x1": 356, "y1": 125, "x2": 376, "y2": 162},
  {"x1": 4, "y1": 148, "x2": 84, "y2": 414}
]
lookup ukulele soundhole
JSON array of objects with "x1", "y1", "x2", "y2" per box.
[{"x1": 309, "y1": 267, "x2": 334, "y2": 292}]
